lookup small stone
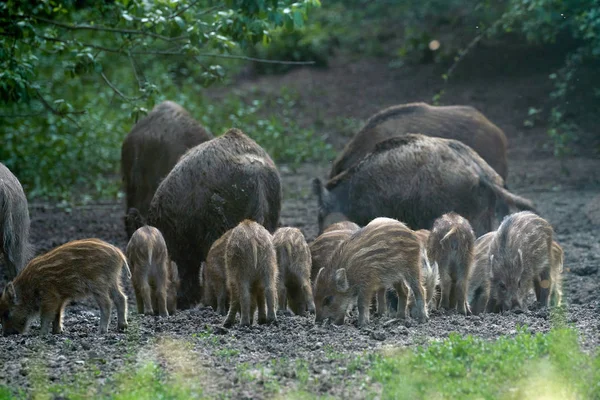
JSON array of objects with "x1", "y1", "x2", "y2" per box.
[
  {"x1": 371, "y1": 331, "x2": 386, "y2": 341},
  {"x1": 75, "y1": 360, "x2": 85, "y2": 365},
  {"x1": 56, "y1": 355, "x2": 67, "y2": 362}
]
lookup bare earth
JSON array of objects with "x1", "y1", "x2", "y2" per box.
[{"x1": 1, "y1": 47, "x2": 599, "y2": 398}]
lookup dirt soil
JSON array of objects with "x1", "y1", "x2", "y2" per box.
[{"x1": 1, "y1": 44, "x2": 599, "y2": 398}]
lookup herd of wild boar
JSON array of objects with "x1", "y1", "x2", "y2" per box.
[{"x1": 0, "y1": 100, "x2": 565, "y2": 335}]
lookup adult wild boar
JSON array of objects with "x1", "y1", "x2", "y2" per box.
[
  {"x1": 0, "y1": 163, "x2": 33, "y2": 279},
  {"x1": 330, "y1": 102, "x2": 508, "y2": 180},
  {"x1": 121, "y1": 101, "x2": 213, "y2": 238},
  {"x1": 313, "y1": 134, "x2": 536, "y2": 237},
  {"x1": 147, "y1": 128, "x2": 282, "y2": 309}
]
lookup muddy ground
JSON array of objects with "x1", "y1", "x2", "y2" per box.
[{"x1": 1, "y1": 43, "x2": 599, "y2": 398}]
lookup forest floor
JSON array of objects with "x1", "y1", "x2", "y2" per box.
[{"x1": 1, "y1": 41, "x2": 599, "y2": 399}]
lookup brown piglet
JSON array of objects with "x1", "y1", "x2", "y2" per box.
[
  {"x1": 223, "y1": 220, "x2": 278, "y2": 327},
  {"x1": 272, "y1": 227, "x2": 315, "y2": 315},
  {"x1": 427, "y1": 212, "x2": 475, "y2": 315},
  {"x1": 468, "y1": 231, "x2": 495, "y2": 315},
  {"x1": 0, "y1": 239, "x2": 130, "y2": 335},
  {"x1": 487, "y1": 211, "x2": 554, "y2": 312},
  {"x1": 314, "y1": 217, "x2": 427, "y2": 327},
  {"x1": 203, "y1": 230, "x2": 232, "y2": 315},
  {"x1": 309, "y1": 229, "x2": 356, "y2": 285},
  {"x1": 126, "y1": 226, "x2": 178, "y2": 317}
]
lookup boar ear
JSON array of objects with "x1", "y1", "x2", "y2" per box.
[
  {"x1": 334, "y1": 269, "x2": 349, "y2": 293},
  {"x1": 4, "y1": 282, "x2": 17, "y2": 305}
]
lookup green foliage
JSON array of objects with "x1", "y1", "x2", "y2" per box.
[
  {"x1": 0, "y1": 0, "x2": 320, "y2": 201},
  {"x1": 370, "y1": 327, "x2": 600, "y2": 399}
]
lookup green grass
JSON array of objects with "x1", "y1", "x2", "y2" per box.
[{"x1": 370, "y1": 326, "x2": 600, "y2": 400}]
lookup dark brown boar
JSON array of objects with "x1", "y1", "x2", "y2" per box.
[
  {"x1": 121, "y1": 101, "x2": 213, "y2": 238},
  {"x1": 550, "y1": 240, "x2": 564, "y2": 307},
  {"x1": 272, "y1": 227, "x2": 315, "y2": 315},
  {"x1": 313, "y1": 134, "x2": 536, "y2": 236},
  {"x1": 468, "y1": 231, "x2": 495, "y2": 315},
  {"x1": 330, "y1": 102, "x2": 508, "y2": 180},
  {"x1": 203, "y1": 230, "x2": 232, "y2": 315},
  {"x1": 223, "y1": 220, "x2": 278, "y2": 327},
  {"x1": 322, "y1": 220, "x2": 360, "y2": 233},
  {"x1": 314, "y1": 217, "x2": 427, "y2": 327},
  {"x1": 427, "y1": 212, "x2": 475, "y2": 315},
  {"x1": 147, "y1": 128, "x2": 282, "y2": 309},
  {"x1": 487, "y1": 211, "x2": 554, "y2": 312},
  {"x1": 125, "y1": 225, "x2": 176, "y2": 317},
  {"x1": 0, "y1": 239, "x2": 130, "y2": 335},
  {"x1": 309, "y1": 229, "x2": 355, "y2": 285},
  {"x1": 0, "y1": 163, "x2": 33, "y2": 280}
]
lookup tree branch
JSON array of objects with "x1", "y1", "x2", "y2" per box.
[
  {"x1": 34, "y1": 89, "x2": 85, "y2": 125},
  {"x1": 33, "y1": 16, "x2": 186, "y2": 43},
  {"x1": 131, "y1": 49, "x2": 317, "y2": 65},
  {"x1": 100, "y1": 72, "x2": 146, "y2": 102}
]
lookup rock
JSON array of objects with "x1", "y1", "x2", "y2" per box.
[{"x1": 371, "y1": 331, "x2": 386, "y2": 341}]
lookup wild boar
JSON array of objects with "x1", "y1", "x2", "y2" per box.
[
  {"x1": 223, "y1": 220, "x2": 278, "y2": 327},
  {"x1": 167, "y1": 261, "x2": 179, "y2": 315},
  {"x1": 427, "y1": 213, "x2": 475, "y2": 314},
  {"x1": 468, "y1": 231, "x2": 495, "y2": 315},
  {"x1": 550, "y1": 241, "x2": 564, "y2": 307},
  {"x1": 0, "y1": 239, "x2": 130, "y2": 335},
  {"x1": 203, "y1": 230, "x2": 232, "y2": 315},
  {"x1": 272, "y1": 227, "x2": 315, "y2": 315},
  {"x1": 125, "y1": 225, "x2": 177, "y2": 317},
  {"x1": 322, "y1": 220, "x2": 360, "y2": 233},
  {"x1": 487, "y1": 211, "x2": 554, "y2": 312},
  {"x1": 309, "y1": 229, "x2": 355, "y2": 284},
  {"x1": 314, "y1": 217, "x2": 427, "y2": 327},
  {"x1": 0, "y1": 163, "x2": 33, "y2": 280},
  {"x1": 147, "y1": 128, "x2": 282, "y2": 309},
  {"x1": 121, "y1": 101, "x2": 213, "y2": 238},
  {"x1": 313, "y1": 134, "x2": 536, "y2": 236},
  {"x1": 330, "y1": 102, "x2": 508, "y2": 180}
]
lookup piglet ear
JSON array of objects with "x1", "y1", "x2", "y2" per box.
[
  {"x1": 334, "y1": 268, "x2": 349, "y2": 293},
  {"x1": 4, "y1": 282, "x2": 17, "y2": 305}
]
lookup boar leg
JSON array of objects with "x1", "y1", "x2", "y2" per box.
[
  {"x1": 374, "y1": 289, "x2": 386, "y2": 317},
  {"x1": 239, "y1": 284, "x2": 253, "y2": 326},
  {"x1": 40, "y1": 303, "x2": 56, "y2": 335},
  {"x1": 52, "y1": 301, "x2": 67, "y2": 334},
  {"x1": 110, "y1": 286, "x2": 128, "y2": 331},
  {"x1": 256, "y1": 288, "x2": 268, "y2": 324},
  {"x1": 278, "y1": 285, "x2": 287, "y2": 313},
  {"x1": 405, "y1": 275, "x2": 428, "y2": 323},
  {"x1": 356, "y1": 291, "x2": 372, "y2": 327},
  {"x1": 440, "y1": 272, "x2": 452, "y2": 310},
  {"x1": 536, "y1": 267, "x2": 552, "y2": 308},
  {"x1": 216, "y1": 288, "x2": 228, "y2": 316},
  {"x1": 134, "y1": 287, "x2": 145, "y2": 315},
  {"x1": 455, "y1": 279, "x2": 469, "y2": 315},
  {"x1": 94, "y1": 293, "x2": 113, "y2": 334},
  {"x1": 155, "y1": 287, "x2": 169, "y2": 318},
  {"x1": 264, "y1": 282, "x2": 278, "y2": 324},
  {"x1": 138, "y1": 281, "x2": 154, "y2": 316},
  {"x1": 394, "y1": 282, "x2": 409, "y2": 319},
  {"x1": 223, "y1": 297, "x2": 240, "y2": 328},
  {"x1": 303, "y1": 283, "x2": 316, "y2": 314}
]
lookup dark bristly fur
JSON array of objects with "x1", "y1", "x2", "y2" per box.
[
  {"x1": 147, "y1": 128, "x2": 282, "y2": 309},
  {"x1": 313, "y1": 134, "x2": 536, "y2": 236},
  {"x1": 203, "y1": 230, "x2": 232, "y2": 315},
  {"x1": 0, "y1": 163, "x2": 34, "y2": 280},
  {"x1": 121, "y1": 101, "x2": 213, "y2": 238},
  {"x1": 0, "y1": 239, "x2": 130, "y2": 335},
  {"x1": 427, "y1": 213, "x2": 475, "y2": 315},
  {"x1": 125, "y1": 225, "x2": 178, "y2": 317},
  {"x1": 330, "y1": 102, "x2": 508, "y2": 180},
  {"x1": 487, "y1": 211, "x2": 554, "y2": 312},
  {"x1": 272, "y1": 227, "x2": 315, "y2": 315},
  {"x1": 468, "y1": 231, "x2": 495, "y2": 315},
  {"x1": 223, "y1": 220, "x2": 278, "y2": 327},
  {"x1": 314, "y1": 217, "x2": 427, "y2": 327}
]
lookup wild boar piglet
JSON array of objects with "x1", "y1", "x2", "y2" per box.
[
  {"x1": 550, "y1": 240, "x2": 564, "y2": 307},
  {"x1": 0, "y1": 239, "x2": 130, "y2": 335},
  {"x1": 126, "y1": 225, "x2": 177, "y2": 317},
  {"x1": 309, "y1": 229, "x2": 355, "y2": 285},
  {"x1": 487, "y1": 211, "x2": 554, "y2": 312},
  {"x1": 468, "y1": 231, "x2": 495, "y2": 315},
  {"x1": 314, "y1": 217, "x2": 427, "y2": 327},
  {"x1": 273, "y1": 227, "x2": 315, "y2": 315},
  {"x1": 203, "y1": 230, "x2": 232, "y2": 315},
  {"x1": 223, "y1": 220, "x2": 278, "y2": 327},
  {"x1": 427, "y1": 212, "x2": 475, "y2": 315}
]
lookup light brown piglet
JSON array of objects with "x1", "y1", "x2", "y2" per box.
[
  {"x1": 272, "y1": 227, "x2": 315, "y2": 315},
  {"x1": 0, "y1": 239, "x2": 130, "y2": 335},
  {"x1": 314, "y1": 217, "x2": 427, "y2": 327},
  {"x1": 309, "y1": 229, "x2": 355, "y2": 285},
  {"x1": 223, "y1": 220, "x2": 278, "y2": 327},
  {"x1": 126, "y1": 226, "x2": 178, "y2": 317},
  {"x1": 487, "y1": 211, "x2": 554, "y2": 312},
  {"x1": 468, "y1": 231, "x2": 495, "y2": 315},
  {"x1": 323, "y1": 220, "x2": 360, "y2": 234},
  {"x1": 203, "y1": 230, "x2": 232, "y2": 315},
  {"x1": 427, "y1": 212, "x2": 475, "y2": 315}
]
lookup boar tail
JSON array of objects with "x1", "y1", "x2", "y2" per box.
[
  {"x1": 119, "y1": 251, "x2": 132, "y2": 279},
  {"x1": 494, "y1": 185, "x2": 538, "y2": 214}
]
